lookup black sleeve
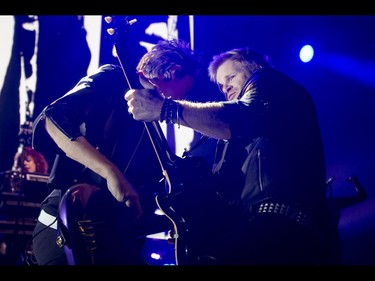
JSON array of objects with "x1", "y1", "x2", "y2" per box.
[
  {"x1": 32, "y1": 64, "x2": 127, "y2": 152},
  {"x1": 44, "y1": 64, "x2": 127, "y2": 140}
]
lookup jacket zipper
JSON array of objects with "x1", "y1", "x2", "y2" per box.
[{"x1": 257, "y1": 149, "x2": 263, "y2": 191}]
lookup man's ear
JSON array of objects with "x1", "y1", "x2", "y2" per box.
[
  {"x1": 170, "y1": 65, "x2": 182, "y2": 79},
  {"x1": 138, "y1": 74, "x2": 156, "y2": 89}
]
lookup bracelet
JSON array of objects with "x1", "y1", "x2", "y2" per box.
[{"x1": 160, "y1": 97, "x2": 183, "y2": 128}]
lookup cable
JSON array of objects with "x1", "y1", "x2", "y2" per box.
[{"x1": 23, "y1": 216, "x2": 57, "y2": 266}]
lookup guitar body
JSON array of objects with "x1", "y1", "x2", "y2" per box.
[
  {"x1": 155, "y1": 155, "x2": 235, "y2": 265},
  {"x1": 57, "y1": 183, "x2": 99, "y2": 265},
  {"x1": 57, "y1": 183, "x2": 144, "y2": 265}
]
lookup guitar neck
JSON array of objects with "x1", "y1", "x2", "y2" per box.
[
  {"x1": 143, "y1": 121, "x2": 180, "y2": 194},
  {"x1": 106, "y1": 16, "x2": 180, "y2": 194}
]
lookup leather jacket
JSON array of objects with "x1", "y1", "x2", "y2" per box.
[{"x1": 212, "y1": 67, "x2": 327, "y2": 221}]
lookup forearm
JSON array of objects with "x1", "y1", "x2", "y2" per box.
[
  {"x1": 176, "y1": 100, "x2": 231, "y2": 140},
  {"x1": 45, "y1": 117, "x2": 121, "y2": 180},
  {"x1": 125, "y1": 88, "x2": 232, "y2": 140}
]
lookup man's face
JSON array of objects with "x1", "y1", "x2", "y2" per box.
[
  {"x1": 139, "y1": 73, "x2": 193, "y2": 100},
  {"x1": 216, "y1": 59, "x2": 250, "y2": 101}
]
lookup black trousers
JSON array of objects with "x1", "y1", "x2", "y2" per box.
[{"x1": 32, "y1": 189, "x2": 68, "y2": 265}]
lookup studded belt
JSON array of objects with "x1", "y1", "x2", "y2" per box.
[{"x1": 256, "y1": 202, "x2": 316, "y2": 230}]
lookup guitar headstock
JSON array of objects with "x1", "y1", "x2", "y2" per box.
[
  {"x1": 104, "y1": 15, "x2": 142, "y2": 89},
  {"x1": 104, "y1": 16, "x2": 137, "y2": 39}
]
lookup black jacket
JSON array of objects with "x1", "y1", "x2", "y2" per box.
[{"x1": 213, "y1": 67, "x2": 327, "y2": 220}]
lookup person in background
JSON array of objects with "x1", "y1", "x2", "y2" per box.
[
  {"x1": 0, "y1": 148, "x2": 48, "y2": 264},
  {"x1": 125, "y1": 46, "x2": 342, "y2": 265},
  {"x1": 12, "y1": 146, "x2": 49, "y2": 174},
  {"x1": 5, "y1": 146, "x2": 49, "y2": 193},
  {"x1": 30, "y1": 39, "x2": 217, "y2": 265}
]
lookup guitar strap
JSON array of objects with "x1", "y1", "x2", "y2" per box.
[
  {"x1": 121, "y1": 126, "x2": 147, "y2": 175},
  {"x1": 182, "y1": 135, "x2": 209, "y2": 158}
]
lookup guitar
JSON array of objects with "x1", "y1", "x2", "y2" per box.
[
  {"x1": 58, "y1": 182, "x2": 149, "y2": 265},
  {"x1": 105, "y1": 16, "x2": 223, "y2": 265},
  {"x1": 57, "y1": 183, "x2": 105, "y2": 265}
]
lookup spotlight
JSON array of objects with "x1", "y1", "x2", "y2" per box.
[{"x1": 299, "y1": 44, "x2": 314, "y2": 63}]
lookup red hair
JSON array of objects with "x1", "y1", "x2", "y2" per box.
[{"x1": 14, "y1": 146, "x2": 49, "y2": 174}]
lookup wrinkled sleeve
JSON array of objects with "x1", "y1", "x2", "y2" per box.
[{"x1": 32, "y1": 64, "x2": 127, "y2": 149}]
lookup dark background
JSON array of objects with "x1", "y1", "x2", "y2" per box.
[{"x1": 1, "y1": 15, "x2": 374, "y2": 265}]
